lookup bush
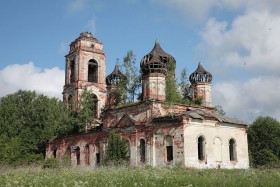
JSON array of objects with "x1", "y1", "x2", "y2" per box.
[
  {"x1": 248, "y1": 116, "x2": 280, "y2": 167},
  {"x1": 252, "y1": 149, "x2": 280, "y2": 168},
  {"x1": 42, "y1": 156, "x2": 72, "y2": 169},
  {"x1": 103, "y1": 131, "x2": 129, "y2": 165},
  {"x1": 194, "y1": 96, "x2": 203, "y2": 105},
  {"x1": 42, "y1": 158, "x2": 60, "y2": 169}
]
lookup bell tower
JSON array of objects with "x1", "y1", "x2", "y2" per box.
[{"x1": 63, "y1": 32, "x2": 107, "y2": 118}]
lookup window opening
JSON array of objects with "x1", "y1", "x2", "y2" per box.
[
  {"x1": 68, "y1": 95, "x2": 74, "y2": 110},
  {"x1": 140, "y1": 139, "x2": 145, "y2": 163},
  {"x1": 166, "y1": 136, "x2": 173, "y2": 162},
  {"x1": 53, "y1": 149, "x2": 57, "y2": 158},
  {"x1": 96, "y1": 153, "x2": 100, "y2": 165},
  {"x1": 198, "y1": 136, "x2": 205, "y2": 160},
  {"x1": 88, "y1": 59, "x2": 98, "y2": 82},
  {"x1": 92, "y1": 94, "x2": 98, "y2": 118},
  {"x1": 76, "y1": 147, "x2": 80, "y2": 165},
  {"x1": 70, "y1": 60, "x2": 75, "y2": 83},
  {"x1": 229, "y1": 139, "x2": 237, "y2": 161},
  {"x1": 95, "y1": 144, "x2": 100, "y2": 165},
  {"x1": 65, "y1": 147, "x2": 71, "y2": 160},
  {"x1": 125, "y1": 140, "x2": 130, "y2": 160},
  {"x1": 85, "y1": 145, "x2": 90, "y2": 166}
]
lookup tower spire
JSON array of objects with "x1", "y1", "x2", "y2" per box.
[{"x1": 155, "y1": 38, "x2": 159, "y2": 44}]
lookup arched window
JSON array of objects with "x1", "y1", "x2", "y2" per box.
[
  {"x1": 198, "y1": 136, "x2": 205, "y2": 160},
  {"x1": 68, "y1": 95, "x2": 74, "y2": 110},
  {"x1": 53, "y1": 149, "x2": 57, "y2": 158},
  {"x1": 125, "y1": 140, "x2": 130, "y2": 160},
  {"x1": 229, "y1": 139, "x2": 237, "y2": 161},
  {"x1": 95, "y1": 144, "x2": 100, "y2": 165},
  {"x1": 140, "y1": 139, "x2": 145, "y2": 163},
  {"x1": 92, "y1": 94, "x2": 98, "y2": 118},
  {"x1": 76, "y1": 147, "x2": 80, "y2": 165},
  {"x1": 84, "y1": 145, "x2": 90, "y2": 166},
  {"x1": 65, "y1": 147, "x2": 71, "y2": 159},
  {"x1": 70, "y1": 60, "x2": 75, "y2": 83},
  {"x1": 88, "y1": 59, "x2": 98, "y2": 83},
  {"x1": 165, "y1": 136, "x2": 173, "y2": 162}
]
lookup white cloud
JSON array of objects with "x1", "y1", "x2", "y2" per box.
[
  {"x1": 213, "y1": 76, "x2": 280, "y2": 123},
  {"x1": 0, "y1": 62, "x2": 64, "y2": 99},
  {"x1": 218, "y1": 0, "x2": 280, "y2": 14},
  {"x1": 189, "y1": 1, "x2": 280, "y2": 122},
  {"x1": 198, "y1": 11, "x2": 280, "y2": 74},
  {"x1": 85, "y1": 18, "x2": 96, "y2": 34},
  {"x1": 152, "y1": 0, "x2": 280, "y2": 22},
  {"x1": 67, "y1": 0, "x2": 88, "y2": 13}
]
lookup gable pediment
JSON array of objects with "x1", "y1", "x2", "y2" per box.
[{"x1": 115, "y1": 114, "x2": 136, "y2": 128}]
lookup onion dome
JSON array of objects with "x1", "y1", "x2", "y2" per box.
[
  {"x1": 106, "y1": 64, "x2": 126, "y2": 85},
  {"x1": 189, "y1": 63, "x2": 212, "y2": 83},
  {"x1": 140, "y1": 40, "x2": 176, "y2": 76}
]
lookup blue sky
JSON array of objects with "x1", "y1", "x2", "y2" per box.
[
  {"x1": 1, "y1": 0, "x2": 280, "y2": 122},
  {"x1": 0, "y1": 0, "x2": 201, "y2": 73}
]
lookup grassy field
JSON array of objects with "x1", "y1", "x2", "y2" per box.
[{"x1": 0, "y1": 165, "x2": 280, "y2": 187}]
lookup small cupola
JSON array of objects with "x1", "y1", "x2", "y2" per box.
[
  {"x1": 106, "y1": 64, "x2": 126, "y2": 86},
  {"x1": 189, "y1": 63, "x2": 212, "y2": 83},
  {"x1": 140, "y1": 40, "x2": 176, "y2": 76},
  {"x1": 106, "y1": 64, "x2": 127, "y2": 108},
  {"x1": 189, "y1": 63, "x2": 213, "y2": 107}
]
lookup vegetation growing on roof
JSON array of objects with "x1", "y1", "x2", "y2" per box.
[{"x1": 121, "y1": 50, "x2": 141, "y2": 103}]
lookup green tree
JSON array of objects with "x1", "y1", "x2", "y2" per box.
[
  {"x1": 111, "y1": 79, "x2": 128, "y2": 106},
  {"x1": 248, "y1": 116, "x2": 280, "y2": 167},
  {"x1": 57, "y1": 101, "x2": 79, "y2": 136},
  {"x1": 109, "y1": 58, "x2": 128, "y2": 106},
  {"x1": 104, "y1": 131, "x2": 128, "y2": 164},
  {"x1": 178, "y1": 67, "x2": 190, "y2": 103},
  {"x1": 121, "y1": 50, "x2": 141, "y2": 103},
  {"x1": 194, "y1": 96, "x2": 203, "y2": 105},
  {"x1": 165, "y1": 59, "x2": 181, "y2": 105},
  {"x1": 76, "y1": 88, "x2": 97, "y2": 131},
  {"x1": 0, "y1": 90, "x2": 71, "y2": 164},
  {"x1": 214, "y1": 105, "x2": 226, "y2": 116}
]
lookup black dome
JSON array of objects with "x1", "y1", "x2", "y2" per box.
[
  {"x1": 189, "y1": 63, "x2": 212, "y2": 83},
  {"x1": 106, "y1": 64, "x2": 126, "y2": 85},
  {"x1": 140, "y1": 40, "x2": 176, "y2": 76}
]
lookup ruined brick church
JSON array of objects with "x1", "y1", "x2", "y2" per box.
[{"x1": 46, "y1": 32, "x2": 249, "y2": 169}]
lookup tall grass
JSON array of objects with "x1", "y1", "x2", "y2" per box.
[{"x1": 0, "y1": 165, "x2": 280, "y2": 187}]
